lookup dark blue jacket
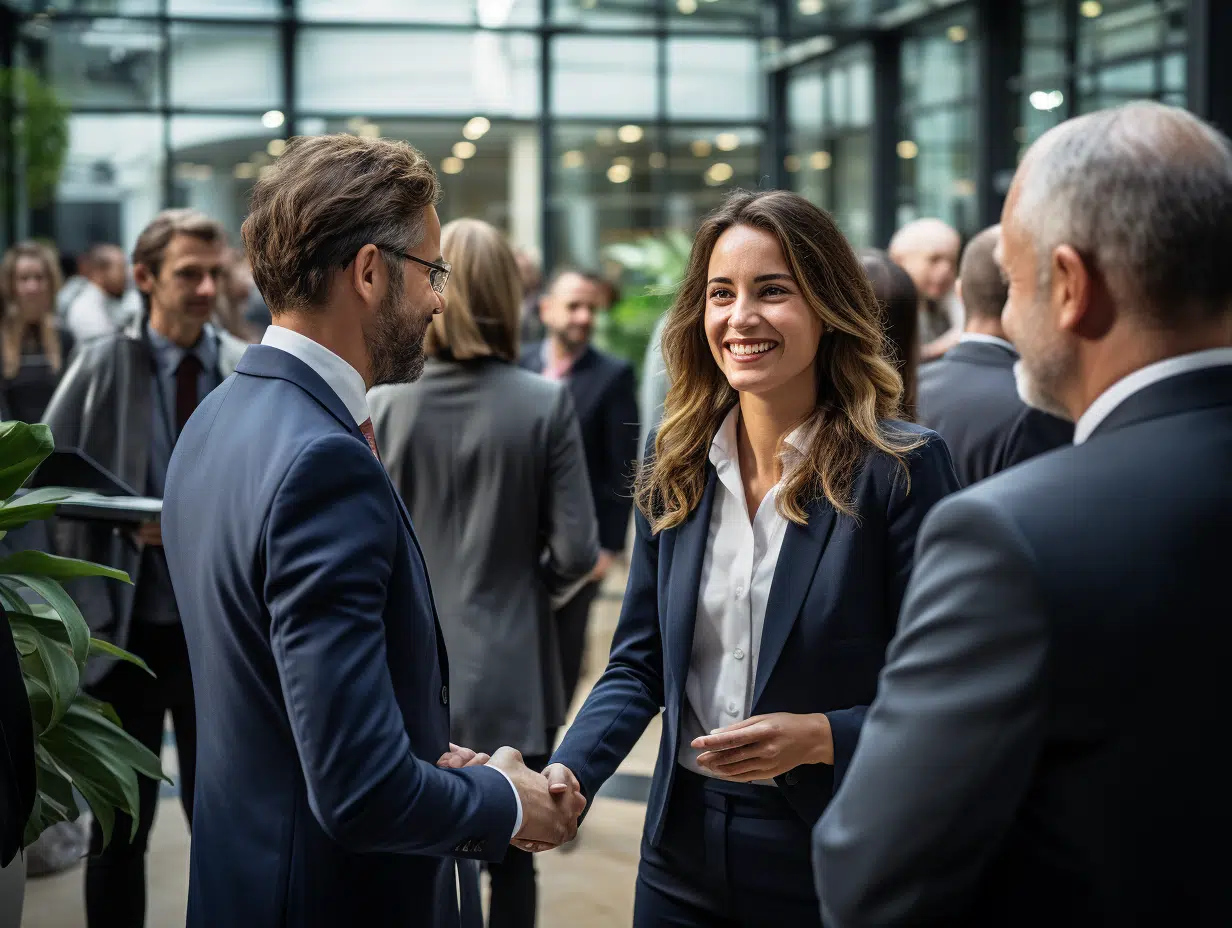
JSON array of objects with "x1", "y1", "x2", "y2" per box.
[
  {"x1": 551, "y1": 421, "x2": 959, "y2": 843},
  {"x1": 163, "y1": 346, "x2": 517, "y2": 928}
]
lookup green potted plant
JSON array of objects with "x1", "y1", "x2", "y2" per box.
[
  {"x1": 0, "y1": 67, "x2": 71, "y2": 212},
  {"x1": 0, "y1": 420, "x2": 168, "y2": 926}
]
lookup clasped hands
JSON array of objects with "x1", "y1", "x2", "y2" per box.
[
  {"x1": 690, "y1": 712, "x2": 834, "y2": 782},
  {"x1": 437, "y1": 744, "x2": 587, "y2": 854}
]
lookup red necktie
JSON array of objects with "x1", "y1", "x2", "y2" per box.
[
  {"x1": 175, "y1": 354, "x2": 203, "y2": 437},
  {"x1": 359, "y1": 418, "x2": 381, "y2": 462}
]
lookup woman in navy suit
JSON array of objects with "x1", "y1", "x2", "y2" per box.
[{"x1": 537, "y1": 190, "x2": 960, "y2": 925}]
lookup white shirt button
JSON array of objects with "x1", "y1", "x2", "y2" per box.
[
  {"x1": 733, "y1": 648, "x2": 745, "y2": 661},
  {"x1": 734, "y1": 585, "x2": 745, "y2": 597},
  {"x1": 727, "y1": 701, "x2": 738, "y2": 715}
]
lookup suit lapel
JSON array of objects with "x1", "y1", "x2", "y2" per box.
[
  {"x1": 665, "y1": 468, "x2": 718, "y2": 704},
  {"x1": 118, "y1": 333, "x2": 152, "y2": 494},
  {"x1": 752, "y1": 497, "x2": 838, "y2": 709}
]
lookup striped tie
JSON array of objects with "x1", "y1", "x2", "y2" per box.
[{"x1": 359, "y1": 418, "x2": 381, "y2": 462}]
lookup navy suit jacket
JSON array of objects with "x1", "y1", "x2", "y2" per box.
[
  {"x1": 550, "y1": 422, "x2": 959, "y2": 844},
  {"x1": 163, "y1": 346, "x2": 517, "y2": 928}
]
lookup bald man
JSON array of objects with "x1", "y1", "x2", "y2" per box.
[
  {"x1": 816, "y1": 101, "x2": 1232, "y2": 927},
  {"x1": 888, "y1": 218, "x2": 961, "y2": 361}
]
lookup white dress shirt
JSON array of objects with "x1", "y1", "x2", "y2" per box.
[
  {"x1": 260, "y1": 324, "x2": 525, "y2": 837},
  {"x1": 678, "y1": 406, "x2": 806, "y2": 786},
  {"x1": 1073, "y1": 347, "x2": 1232, "y2": 445},
  {"x1": 958, "y1": 332, "x2": 1017, "y2": 353}
]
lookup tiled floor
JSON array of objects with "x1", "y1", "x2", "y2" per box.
[{"x1": 21, "y1": 566, "x2": 654, "y2": 927}]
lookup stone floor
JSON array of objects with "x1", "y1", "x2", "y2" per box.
[{"x1": 21, "y1": 566, "x2": 657, "y2": 928}]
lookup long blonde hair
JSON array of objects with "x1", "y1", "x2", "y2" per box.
[
  {"x1": 1, "y1": 241, "x2": 64, "y2": 381},
  {"x1": 637, "y1": 190, "x2": 923, "y2": 531},
  {"x1": 424, "y1": 218, "x2": 522, "y2": 363}
]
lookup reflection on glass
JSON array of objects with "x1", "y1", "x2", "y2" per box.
[
  {"x1": 169, "y1": 25, "x2": 283, "y2": 111},
  {"x1": 300, "y1": 0, "x2": 539, "y2": 26},
  {"x1": 168, "y1": 0, "x2": 283, "y2": 16},
  {"x1": 297, "y1": 30, "x2": 540, "y2": 117},
  {"x1": 666, "y1": 37, "x2": 762, "y2": 120},
  {"x1": 56, "y1": 114, "x2": 164, "y2": 256},
  {"x1": 666, "y1": 0, "x2": 761, "y2": 34},
  {"x1": 23, "y1": 18, "x2": 163, "y2": 109},
  {"x1": 662, "y1": 125, "x2": 763, "y2": 235},
  {"x1": 550, "y1": 0, "x2": 657, "y2": 29},
  {"x1": 551, "y1": 36, "x2": 657, "y2": 118}
]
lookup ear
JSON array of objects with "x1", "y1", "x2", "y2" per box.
[
  {"x1": 1051, "y1": 244, "x2": 1113, "y2": 339},
  {"x1": 132, "y1": 263, "x2": 155, "y2": 295},
  {"x1": 347, "y1": 244, "x2": 386, "y2": 311},
  {"x1": 954, "y1": 278, "x2": 964, "y2": 308}
]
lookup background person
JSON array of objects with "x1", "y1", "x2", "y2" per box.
[
  {"x1": 1, "y1": 242, "x2": 74, "y2": 424},
  {"x1": 860, "y1": 249, "x2": 919, "y2": 421},
  {"x1": 62, "y1": 243, "x2": 130, "y2": 343},
  {"x1": 888, "y1": 218, "x2": 961, "y2": 362}
]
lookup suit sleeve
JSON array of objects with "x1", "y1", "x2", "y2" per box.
[
  {"x1": 825, "y1": 435, "x2": 961, "y2": 789},
  {"x1": 40, "y1": 345, "x2": 92, "y2": 447},
  {"x1": 541, "y1": 386, "x2": 600, "y2": 604},
  {"x1": 595, "y1": 363, "x2": 640, "y2": 552},
  {"x1": 813, "y1": 492, "x2": 1050, "y2": 927},
  {"x1": 1000, "y1": 408, "x2": 1074, "y2": 471},
  {"x1": 549, "y1": 503, "x2": 663, "y2": 806},
  {"x1": 264, "y1": 435, "x2": 517, "y2": 860}
]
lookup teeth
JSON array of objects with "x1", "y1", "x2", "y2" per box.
[{"x1": 729, "y1": 342, "x2": 775, "y2": 356}]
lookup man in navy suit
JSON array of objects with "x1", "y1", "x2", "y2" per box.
[{"x1": 162, "y1": 134, "x2": 584, "y2": 928}]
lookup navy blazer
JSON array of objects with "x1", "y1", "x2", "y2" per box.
[
  {"x1": 163, "y1": 346, "x2": 517, "y2": 928},
  {"x1": 551, "y1": 421, "x2": 960, "y2": 844}
]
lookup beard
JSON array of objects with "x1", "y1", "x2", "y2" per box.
[{"x1": 366, "y1": 269, "x2": 432, "y2": 387}]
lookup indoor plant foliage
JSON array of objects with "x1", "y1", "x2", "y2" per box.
[
  {"x1": 0, "y1": 67, "x2": 70, "y2": 211},
  {"x1": 0, "y1": 420, "x2": 168, "y2": 849}
]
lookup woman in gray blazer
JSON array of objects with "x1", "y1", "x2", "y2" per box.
[{"x1": 368, "y1": 218, "x2": 598, "y2": 928}]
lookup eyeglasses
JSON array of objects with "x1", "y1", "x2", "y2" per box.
[{"x1": 400, "y1": 253, "x2": 451, "y2": 295}]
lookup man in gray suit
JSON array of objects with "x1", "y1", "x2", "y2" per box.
[{"x1": 813, "y1": 102, "x2": 1232, "y2": 926}]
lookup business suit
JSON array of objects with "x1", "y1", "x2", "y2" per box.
[
  {"x1": 916, "y1": 337, "x2": 1072, "y2": 486},
  {"x1": 813, "y1": 361, "x2": 1232, "y2": 927},
  {"x1": 163, "y1": 345, "x2": 518, "y2": 928},
  {"x1": 370, "y1": 356, "x2": 598, "y2": 928},
  {"x1": 551, "y1": 422, "x2": 959, "y2": 923},
  {"x1": 520, "y1": 342, "x2": 639, "y2": 712}
]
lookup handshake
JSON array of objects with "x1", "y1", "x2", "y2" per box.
[{"x1": 438, "y1": 744, "x2": 586, "y2": 853}]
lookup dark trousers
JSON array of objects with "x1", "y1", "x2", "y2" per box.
[
  {"x1": 485, "y1": 751, "x2": 549, "y2": 928},
  {"x1": 85, "y1": 621, "x2": 196, "y2": 928},
  {"x1": 555, "y1": 580, "x2": 600, "y2": 713},
  {"x1": 633, "y1": 767, "x2": 822, "y2": 928}
]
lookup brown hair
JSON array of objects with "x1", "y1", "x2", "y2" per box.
[
  {"x1": 1, "y1": 241, "x2": 64, "y2": 381},
  {"x1": 638, "y1": 190, "x2": 922, "y2": 530},
  {"x1": 132, "y1": 208, "x2": 226, "y2": 277},
  {"x1": 242, "y1": 134, "x2": 442, "y2": 313},
  {"x1": 425, "y1": 219, "x2": 522, "y2": 363},
  {"x1": 860, "y1": 248, "x2": 920, "y2": 420},
  {"x1": 957, "y1": 224, "x2": 1007, "y2": 322}
]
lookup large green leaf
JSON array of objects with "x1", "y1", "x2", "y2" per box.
[
  {"x1": 21, "y1": 653, "x2": 54, "y2": 734},
  {"x1": 0, "y1": 550, "x2": 130, "y2": 584},
  {"x1": 62, "y1": 702, "x2": 169, "y2": 783},
  {"x1": 74, "y1": 692, "x2": 122, "y2": 727},
  {"x1": 88, "y1": 637, "x2": 154, "y2": 676},
  {"x1": 39, "y1": 725, "x2": 133, "y2": 843},
  {"x1": 34, "y1": 745, "x2": 79, "y2": 822},
  {"x1": 0, "y1": 579, "x2": 31, "y2": 613},
  {"x1": 0, "y1": 420, "x2": 54, "y2": 500},
  {"x1": 9, "y1": 622, "x2": 40, "y2": 656},
  {"x1": 9, "y1": 573, "x2": 92, "y2": 665},
  {"x1": 51, "y1": 725, "x2": 141, "y2": 839},
  {"x1": 0, "y1": 501, "x2": 60, "y2": 530},
  {"x1": 20, "y1": 633, "x2": 79, "y2": 730}
]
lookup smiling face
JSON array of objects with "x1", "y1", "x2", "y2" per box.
[{"x1": 704, "y1": 223, "x2": 823, "y2": 402}]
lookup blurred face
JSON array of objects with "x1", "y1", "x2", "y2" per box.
[
  {"x1": 138, "y1": 233, "x2": 225, "y2": 347},
  {"x1": 704, "y1": 224, "x2": 822, "y2": 401},
  {"x1": 540, "y1": 272, "x2": 607, "y2": 352},
  {"x1": 367, "y1": 205, "x2": 445, "y2": 387},
  {"x1": 898, "y1": 236, "x2": 959, "y2": 302},
  {"x1": 999, "y1": 192, "x2": 1077, "y2": 421},
  {"x1": 93, "y1": 246, "x2": 129, "y2": 299},
  {"x1": 13, "y1": 255, "x2": 53, "y2": 320}
]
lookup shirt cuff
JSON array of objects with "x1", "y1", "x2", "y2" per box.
[{"x1": 491, "y1": 766, "x2": 523, "y2": 840}]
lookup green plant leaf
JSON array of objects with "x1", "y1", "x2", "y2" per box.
[
  {"x1": 9, "y1": 623, "x2": 40, "y2": 656},
  {"x1": 35, "y1": 635, "x2": 79, "y2": 729},
  {"x1": 74, "y1": 692, "x2": 123, "y2": 727},
  {"x1": 0, "y1": 549, "x2": 130, "y2": 583},
  {"x1": 0, "y1": 420, "x2": 54, "y2": 500},
  {"x1": 0, "y1": 501, "x2": 60, "y2": 530},
  {"x1": 34, "y1": 746, "x2": 79, "y2": 822},
  {"x1": 88, "y1": 637, "x2": 154, "y2": 676},
  {"x1": 39, "y1": 723, "x2": 134, "y2": 843},
  {"x1": 63, "y1": 702, "x2": 169, "y2": 783},
  {"x1": 9, "y1": 573, "x2": 92, "y2": 665}
]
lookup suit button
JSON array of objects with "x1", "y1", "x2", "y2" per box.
[
  {"x1": 441, "y1": 685, "x2": 449, "y2": 706},
  {"x1": 784, "y1": 772, "x2": 798, "y2": 786}
]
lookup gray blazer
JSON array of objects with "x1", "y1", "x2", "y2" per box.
[
  {"x1": 41, "y1": 317, "x2": 246, "y2": 684},
  {"x1": 368, "y1": 357, "x2": 599, "y2": 757}
]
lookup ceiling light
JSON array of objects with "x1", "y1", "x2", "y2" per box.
[
  {"x1": 896, "y1": 140, "x2": 919, "y2": 159},
  {"x1": 476, "y1": 0, "x2": 516, "y2": 29},
  {"x1": 266, "y1": 138, "x2": 286, "y2": 157},
  {"x1": 705, "y1": 162, "x2": 734, "y2": 186},
  {"x1": 797, "y1": 0, "x2": 823, "y2": 14},
  {"x1": 649, "y1": 152, "x2": 667, "y2": 169},
  {"x1": 561, "y1": 149, "x2": 585, "y2": 169},
  {"x1": 1080, "y1": 0, "x2": 1102, "y2": 17},
  {"x1": 677, "y1": 0, "x2": 698, "y2": 13},
  {"x1": 691, "y1": 139, "x2": 713, "y2": 158},
  {"x1": 715, "y1": 132, "x2": 740, "y2": 151},
  {"x1": 607, "y1": 163, "x2": 632, "y2": 183},
  {"x1": 784, "y1": 154, "x2": 802, "y2": 172},
  {"x1": 453, "y1": 141, "x2": 477, "y2": 159},
  {"x1": 1028, "y1": 89, "x2": 1064, "y2": 111},
  {"x1": 463, "y1": 116, "x2": 491, "y2": 140},
  {"x1": 261, "y1": 110, "x2": 285, "y2": 129},
  {"x1": 617, "y1": 124, "x2": 644, "y2": 144},
  {"x1": 809, "y1": 151, "x2": 832, "y2": 170},
  {"x1": 442, "y1": 157, "x2": 465, "y2": 175},
  {"x1": 234, "y1": 163, "x2": 256, "y2": 180},
  {"x1": 947, "y1": 24, "x2": 967, "y2": 42}
]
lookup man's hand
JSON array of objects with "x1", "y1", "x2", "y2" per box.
[
  {"x1": 436, "y1": 743, "x2": 490, "y2": 769},
  {"x1": 488, "y1": 748, "x2": 586, "y2": 853},
  {"x1": 132, "y1": 520, "x2": 162, "y2": 547},
  {"x1": 590, "y1": 549, "x2": 616, "y2": 583},
  {"x1": 691, "y1": 712, "x2": 833, "y2": 782}
]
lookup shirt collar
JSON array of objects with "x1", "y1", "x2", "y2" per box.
[
  {"x1": 708, "y1": 406, "x2": 810, "y2": 470},
  {"x1": 1073, "y1": 347, "x2": 1232, "y2": 444},
  {"x1": 261, "y1": 324, "x2": 370, "y2": 425},
  {"x1": 959, "y1": 332, "x2": 1017, "y2": 353},
  {"x1": 147, "y1": 321, "x2": 217, "y2": 376}
]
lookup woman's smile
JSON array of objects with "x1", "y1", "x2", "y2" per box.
[{"x1": 725, "y1": 337, "x2": 780, "y2": 362}]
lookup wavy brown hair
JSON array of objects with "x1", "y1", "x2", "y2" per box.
[
  {"x1": 637, "y1": 190, "x2": 922, "y2": 531},
  {"x1": 1, "y1": 241, "x2": 64, "y2": 381},
  {"x1": 425, "y1": 219, "x2": 522, "y2": 363},
  {"x1": 860, "y1": 248, "x2": 920, "y2": 420}
]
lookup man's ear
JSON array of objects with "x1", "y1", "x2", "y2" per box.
[
  {"x1": 1052, "y1": 244, "x2": 1114, "y2": 339},
  {"x1": 348, "y1": 244, "x2": 385, "y2": 310},
  {"x1": 133, "y1": 263, "x2": 155, "y2": 295}
]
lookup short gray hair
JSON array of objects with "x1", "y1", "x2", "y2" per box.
[{"x1": 1013, "y1": 101, "x2": 1232, "y2": 324}]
